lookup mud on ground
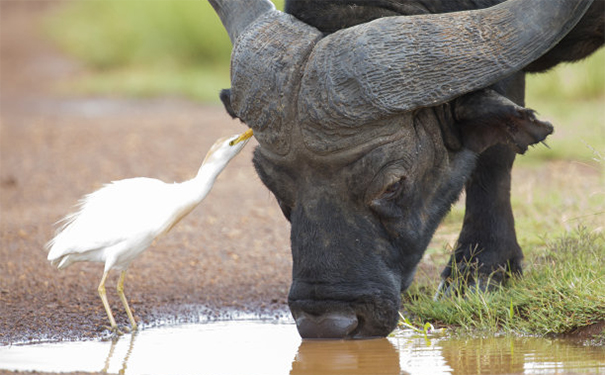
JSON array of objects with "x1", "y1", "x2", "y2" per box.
[{"x1": 0, "y1": 1, "x2": 292, "y2": 345}]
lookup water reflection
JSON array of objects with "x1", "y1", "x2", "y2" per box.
[
  {"x1": 291, "y1": 338, "x2": 404, "y2": 375},
  {"x1": 102, "y1": 331, "x2": 138, "y2": 374},
  {"x1": 0, "y1": 321, "x2": 603, "y2": 375},
  {"x1": 438, "y1": 336, "x2": 605, "y2": 375},
  {"x1": 440, "y1": 336, "x2": 523, "y2": 374}
]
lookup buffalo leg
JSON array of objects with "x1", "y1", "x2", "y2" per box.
[{"x1": 439, "y1": 144, "x2": 521, "y2": 296}]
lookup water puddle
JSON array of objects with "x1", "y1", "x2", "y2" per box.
[{"x1": 0, "y1": 320, "x2": 603, "y2": 375}]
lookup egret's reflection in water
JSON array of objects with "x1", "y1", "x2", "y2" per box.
[
  {"x1": 102, "y1": 331, "x2": 138, "y2": 374},
  {"x1": 0, "y1": 321, "x2": 603, "y2": 375}
]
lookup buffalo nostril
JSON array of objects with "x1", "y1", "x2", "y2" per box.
[{"x1": 295, "y1": 311, "x2": 359, "y2": 339}]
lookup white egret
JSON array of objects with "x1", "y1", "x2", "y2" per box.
[{"x1": 47, "y1": 129, "x2": 254, "y2": 334}]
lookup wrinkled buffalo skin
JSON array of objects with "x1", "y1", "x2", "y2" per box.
[{"x1": 212, "y1": 0, "x2": 604, "y2": 338}]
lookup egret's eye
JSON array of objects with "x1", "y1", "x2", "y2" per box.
[{"x1": 381, "y1": 178, "x2": 405, "y2": 200}]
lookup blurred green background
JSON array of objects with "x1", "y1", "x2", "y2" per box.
[
  {"x1": 45, "y1": 0, "x2": 603, "y2": 163},
  {"x1": 45, "y1": 0, "x2": 284, "y2": 102}
]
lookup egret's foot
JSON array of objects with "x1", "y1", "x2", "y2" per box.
[
  {"x1": 104, "y1": 324, "x2": 125, "y2": 337},
  {"x1": 121, "y1": 324, "x2": 138, "y2": 334}
]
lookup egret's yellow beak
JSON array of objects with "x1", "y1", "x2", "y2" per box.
[{"x1": 229, "y1": 128, "x2": 254, "y2": 146}]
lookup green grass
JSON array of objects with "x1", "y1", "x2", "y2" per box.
[
  {"x1": 526, "y1": 48, "x2": 605, "y2": 102},
  {"x1": 415, "y1": 145, "x2": 604, "y2": 341},
  {"x1": 415, "y1": 51, "x2": 604, "y2": 340},
  {"x1": 45, "y1": 0, "x2": 284, "y2": 102},
  {"x1": 522, "y1": 48, "x2": 605, "y2": 165},
  {"x1": 61, "y1": 65, "x2": 231, "y2": 102},
  {"x1": 46, "y1": 1, "x2": 235, "y2": 69},
  {"x1": 404, "y1": 228, "x2": 605, "y2": 340}
]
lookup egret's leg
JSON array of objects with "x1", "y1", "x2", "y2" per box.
[
  {"x1": 98, "y1": 271, "x2": 120, "y2": 334},
  {"x1": 117, "y1": 271, "x2": 137, "y2": 331}
]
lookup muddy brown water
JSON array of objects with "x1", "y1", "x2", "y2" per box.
[{"x1": 1, "y1": 320, "x2": 604, "y2": 375}]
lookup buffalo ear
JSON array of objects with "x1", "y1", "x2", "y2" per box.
[
  {"x1": 454, "y1": 90, "x2": 553, "y2": 154},
  {"x1": 219, "y1": 89, "x2": 239, "y2": 120}
]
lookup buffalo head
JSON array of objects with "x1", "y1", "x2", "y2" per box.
[{"x1": 209, "y1": 0, "x2": 593, "y2": 338}]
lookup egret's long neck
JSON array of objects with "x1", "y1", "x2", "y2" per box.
[
  {"x1": 184, "y1": 159, "x2": 228, "y2": 204},
  {"x1": 157, "y1": 158, "x2": 230, "y2": 238}
]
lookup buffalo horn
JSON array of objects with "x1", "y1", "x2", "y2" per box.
[
  {"x1": 300, "y1": 0, "x2": 594, "y2": 124},
  {"x1": 208, "y1": 0, "x2": 275, "y2": 44}
]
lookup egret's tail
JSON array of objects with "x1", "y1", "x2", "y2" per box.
[
  {"x1": 47, "y1": 250, "x2": 73, "y2": 269},
  {"x1": 46, "y1": 235, "x2": 73, "y2": 269}
]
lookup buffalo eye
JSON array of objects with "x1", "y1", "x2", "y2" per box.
[{"x1": 380, "y1": 178, "x2": 405, "y2": 201}]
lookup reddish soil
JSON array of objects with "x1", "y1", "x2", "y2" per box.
[{"x1": 0, "y1": 1, "x2": 291, "y2": 345}]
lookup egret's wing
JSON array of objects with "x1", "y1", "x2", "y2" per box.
[{"x1": 47, "y1": 177, "x2": 170, "y2": 259}]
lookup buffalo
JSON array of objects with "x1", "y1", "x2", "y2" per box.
[{"x1": 209, "y1": 0, "x2": 604, "y2": 338}]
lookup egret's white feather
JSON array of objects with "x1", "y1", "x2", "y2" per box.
[
  {"x1": 45, "y1": 129, "x2": 253, "y2": 334},
  {"x1": 47, "y1": 131, "x2": 252, "y2": 272}
]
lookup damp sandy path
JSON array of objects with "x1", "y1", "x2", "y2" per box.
[{"x1": 0, "y1": 1, "x2": 292, "y2": 346}]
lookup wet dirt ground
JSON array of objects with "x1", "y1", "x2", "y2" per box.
[{"x1": 1, "y1": 1, "x2": 292, "y2": 346}]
